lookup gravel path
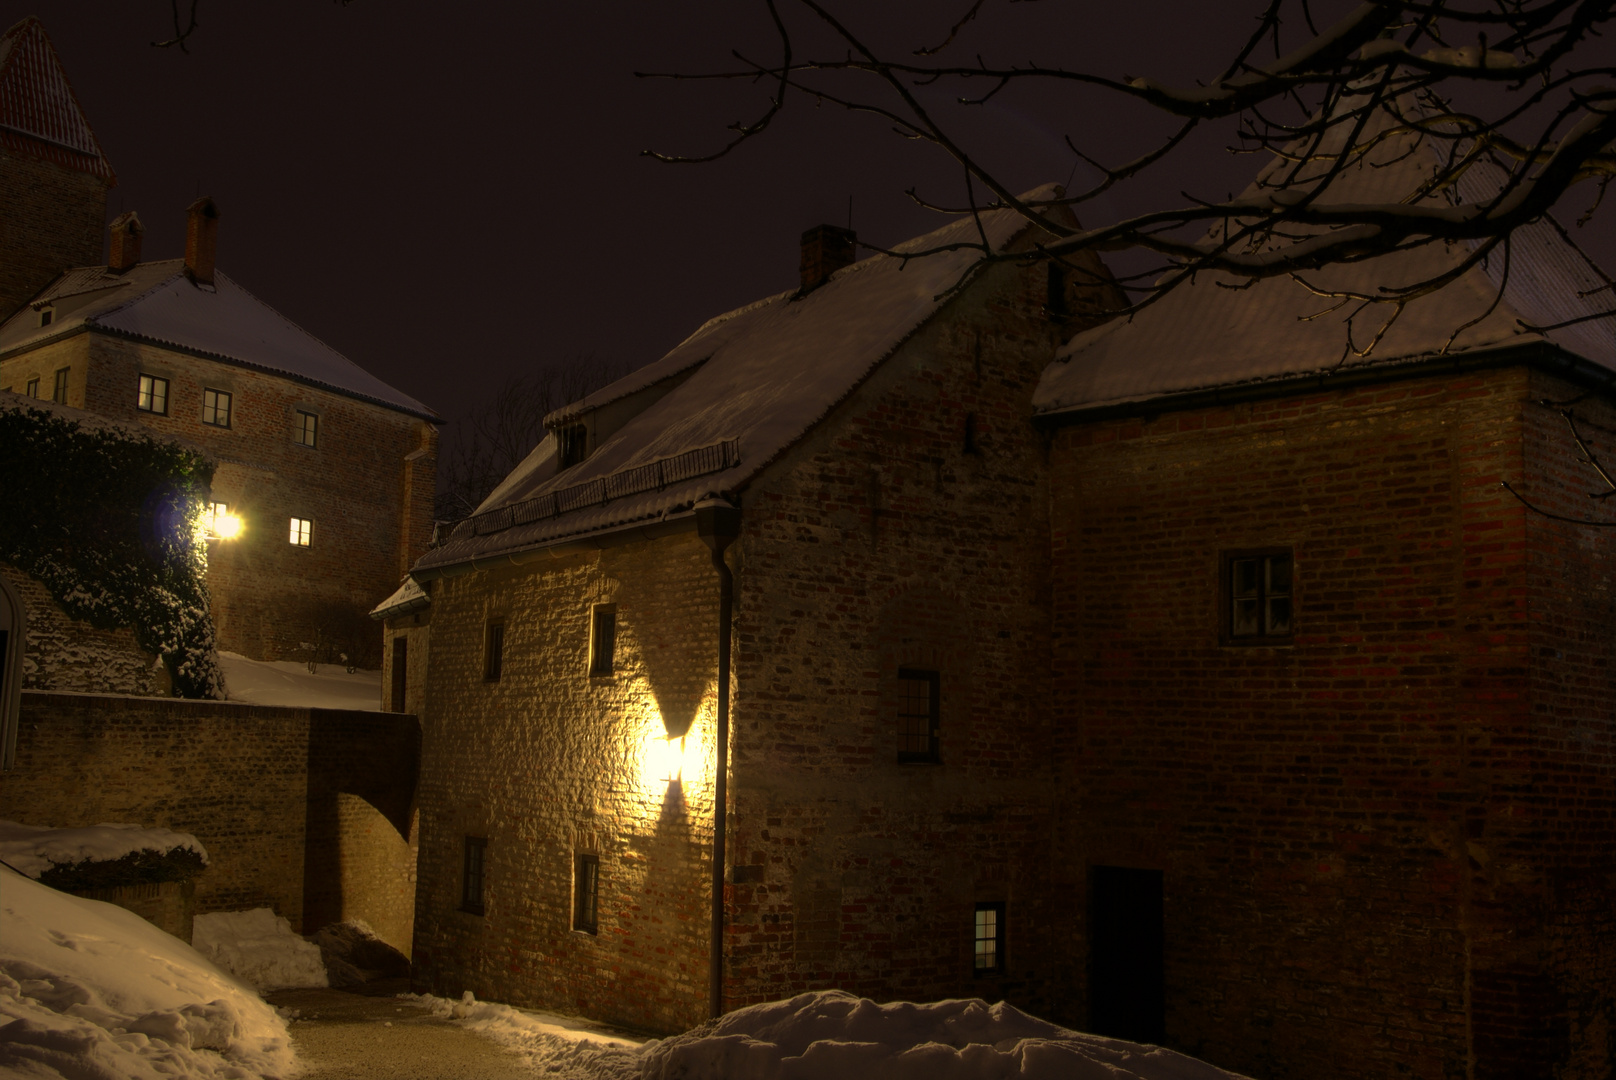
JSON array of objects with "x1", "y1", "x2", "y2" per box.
[{"x1": 265, "y1": 982, "x2": 536, "y2": 1080}]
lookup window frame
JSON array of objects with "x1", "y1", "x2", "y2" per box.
[
  {"x1": 896, "y1": 667, "x2": 941, "y2": 764},
  {"x1": 573, "y1": 852, "x2": 600, "y2": 935},
  {"x1": 51, "y1": 368, "x2": 68, "y2": 404},
  {"x1": 38, "y1": 307, "x2": 53, "y2": 328},
  {"x1": 973, "y1": 901, "x2": 1007, "y2": 976},
  {"x1": 289, "y1": 517, "x2": 313, "y2": 547},
  {"x1": 589, "y1": 604, "x2": 616, "y2": 678},
  {"x1": 294, "y1": 409, "x2": 319, "y2": 448},
  {"x1": 24, "y1": 378, "x2": 38, "y2": 399},
  {"x1": 460, "y1": 836, "x2": 487, "y2": 915},
  {"x1": 137, "y1": 374, "x2": 169, "y2": 415},
  {"x1": 1220, "y1": 547, "x2": 1296, "y2": 646},
  {"x1": 201, "y1": 387, "x2": 233, "y2": 428},
  {"x1": 484, "y1": 619, "x2": 505, "y2": 683},
  {"x1": 557, "y1": 424, "x2": 588, "y2": 468}
]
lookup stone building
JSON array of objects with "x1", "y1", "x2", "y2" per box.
[{"x1": 403, "y1": 193, "x2": 1120, "y2": 1034}]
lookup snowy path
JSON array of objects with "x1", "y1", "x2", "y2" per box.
[{"x1": 268, "y1": 984, "x2": 537, "y2": 1079}]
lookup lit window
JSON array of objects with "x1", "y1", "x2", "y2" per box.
[
  {"x1": 974, "y1": 902, "x2": 1006, "y2": 975},
  {"x1": 589, "y1": 605, "x2": 616, "y2": 677},
  {"x1": 25, "y1": 378, "x2": 38, "y2": 398},
  {"x1": 289, "y1": 517, "x2": 312, "y2": 546},
  {"x1": 202, "y1": 388, "x2": 232, "y2": 428},
  {"x1": 295, "y1": 410, "x2": 318, "y2": 448},
  {"x1": 204, "y1": 502, "x2": 243, "y2": 540},
  {"x1": 1226, "y1": 550, "x2": 1294, "y2": 642},
  {"x1": 52, "y1": 368, "x2": 68, "y2": 404},
  {"x1": 573, "y1": 853, "x2": 599, "y2": 934},
  {"x1": 461, "y1": 836, "x2": 486, "y2": 915},
  {"x1": 137, "y1": 374, "x2": 169, "y2": 415},
  {"x1": 484, "y1": 620, "x2": 505, "y2": 682},
  {"x1": 897, "y1": 668, "x2": 940, "y2": 763}
]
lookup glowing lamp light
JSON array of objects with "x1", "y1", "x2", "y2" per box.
[{"x1": 204, "y1": 502, "x2": 244, "y2": 540}]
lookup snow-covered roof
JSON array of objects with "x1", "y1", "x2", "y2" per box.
[
  {"x1": 1035, "y1": 118, "x2": 1616, "y2": 418},
  {"x1": 369, "y1": 576, "x2": 430, "y2": 621},
  {"x1": 0, "y1": 260, "x2": 439, "y2": 421},
  {"x1": 0, "y1": 17, "x2": 114, "y2": 181},
  {"x1": 417, "y1": 189, "x2": 1061, "y2": 573}
]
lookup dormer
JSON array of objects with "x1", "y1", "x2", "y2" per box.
[{"x1": 545, "y1": 363, "x2": 706, "y2": 476}]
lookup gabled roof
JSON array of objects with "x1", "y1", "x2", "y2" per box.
[
  {"x1": 416, "y1": 188, "x2": 1062, "y2": 573},
  {"x1": 0, "y1": 260, "x2": 438, "y2": 421},
  {"x1": 0, "y1": 17, "x2": 114, "y2": 182},
  {"x1": 1034, "y1": 116, "x2": 1616, "y2": 418}
]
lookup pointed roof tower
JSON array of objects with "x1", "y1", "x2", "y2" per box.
[{"x1": 0, "y1": 17, "x2": 114, "y2": 181}]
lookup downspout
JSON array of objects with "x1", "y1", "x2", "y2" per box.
[{"x1": 694, "y1": 497, "x2": 741, "y2": 1020}]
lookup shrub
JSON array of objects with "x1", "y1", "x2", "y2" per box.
[{"x1": 38, "y1": 846, "x2": 209, "y2": 893}]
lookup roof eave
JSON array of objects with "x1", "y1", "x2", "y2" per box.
[{"x1": 412, "y1": 507, "x2": 705, "y2": 582}]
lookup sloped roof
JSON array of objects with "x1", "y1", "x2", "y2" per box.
[
  {"x1": 0, "y1": 17, "x2": 114, "y2": 182},
  {"x1": 1035, "y1": 118, "x2": 1616, "y2": 418},
  {"x1": 0, "y1": 260, "x2": 438, "y2": 420},
  {"x1": 417, "y1": 188, "x2": 1061, "y2": 573}
]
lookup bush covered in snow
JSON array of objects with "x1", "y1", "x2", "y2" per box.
[
  {"x1": 0, "y1": 396, "x2": 223, "y2": 698},
  {"x1": 0, "y1": 819, "x2": 210, "y2": 891}
]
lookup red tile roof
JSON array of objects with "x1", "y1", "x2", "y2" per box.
[{"x1": 0, "y1": 17, "x2": 114, "y2": 182}]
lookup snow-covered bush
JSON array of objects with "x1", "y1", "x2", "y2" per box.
[
  {"x1": 0, "y1": 397, "x2": 223, "y2": 698},
  {"x1": 0, "y1": 820, "x2": 210, "y2": 892}
]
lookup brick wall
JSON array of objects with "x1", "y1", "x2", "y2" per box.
[
  {"x1": 0, "y1": 151, "x2": 107, "y2": 322},
  {"x1": 2, "y1": 564, "x2": 166, "y2": 695},
  {"x1": 0, "y1": 691, "x2": 420, "y2": 952}
]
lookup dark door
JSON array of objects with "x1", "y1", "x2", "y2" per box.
[
  {"x1": 1089, "y1": 865, "x2": 1165, "y2": 1044},
  {"x1": 391, "y1": 636, "x2": 408, "y2": 713}
]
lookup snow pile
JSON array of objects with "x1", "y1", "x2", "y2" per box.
[
  {"x1": 0, "y1": 819, "x2": 209, "y2": 878},
  {"x1": 218, "y1": 651, "x2": 381, "y2": 710},
  {"x1": 410, "y1": 990, "x2": 644, "y2": 1078},
  {"x1": 640, "y1": 991, "x2": 1249, "y2": 1080},
  {"x1": 192, "y1": 909, "x2": 328, "y2": 992},
  {"x1": 0, "y1": 865, "x2": 298, "y2": 1079}
]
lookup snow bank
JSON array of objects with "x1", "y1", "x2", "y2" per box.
[
  {"x1": 410, "y1": 991, "x2": 644, "y2": 1077},
  {"x1": 0, "y1": 819, "x2": 208, "y2": 879},
  {"x1": 0, "y1": 865, "x2": 298, "y2": 1079},
  {"x1": 218, "y1": 651, "x2": 381, "y2": 710},
  {"x1": 192, "y1": 909, "x2": 328, "y2": 992}
]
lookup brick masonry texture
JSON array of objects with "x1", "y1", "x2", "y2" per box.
[
  {"x1": 0, "y1": 332, "x2": 439, "y2": 662},
  {"x1": 412, "y1": 253, "x2": 1115, "y2": 1033},
  {"x1": 2, "y1": 564, "x2": 166, "y2": 695},
  {"x1": 0, "y1": 691, "x2": 420, "y2": 953},
  {"x1": 0, "y1": 151, "x2": 107, "y2": 321},
  {"x1": 1047, "y1": 364, "x2": 1616, "y2": 1080}
]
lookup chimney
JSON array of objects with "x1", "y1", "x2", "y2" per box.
[
  {"x1": 107, "y1": 211, "x2": 144, "y2": 273},
  {"x1": 185, "y1": 196, "x2": 219, "y2": 285},
  {"x1": 799, "y1": 224, "x2": 856, "y2": 293}
]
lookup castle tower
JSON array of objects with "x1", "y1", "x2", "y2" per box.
[{"x1": 0, "y1": 17, "x2": 114, "y2": 321}]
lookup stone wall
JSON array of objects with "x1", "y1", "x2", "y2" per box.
[
  {"x1": 0, "y1": 151, "x2": 107, "y2": 322},
  {"x1": 0, "y1": 691, "x2": 420, "y2": 953},
  {"x1": 1, "y1": 564, "x2": 167, "y2": 695}
]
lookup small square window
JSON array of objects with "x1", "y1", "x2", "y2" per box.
[
  {"x1": 52, "y1": 368, "x2": 68, "y2": 404},
  {"x1": 484, "y1": 620, "x2": 505, "y2": 682},
  {"x1": 974, "y1": 902, "x2": 1006, "y2": 975},
  {"x1": 137, "y1": 374, "x2": 169, "y2": 415},
  {"x1": 202, "y1": 388, "x2": 232, "y2": 428},
  {"x1": 897, "y1": 668, "x2": 940, "y2": 763},
  {"x1": 295, "y1": 410, "x2": 318, "y2": 448},
  {"x1": 1224, "y1": 549, "x2": 1294, "y2": 643},
  {"x1": 573, "y1": 853, "x2": 599, "y2": 934},
  {"x1": 25, "y1": 378, "x2": 38, "y2": 398},
  {"x1": 461, "y1": 836, "x2": 486, "y2": 915},
  {"x1": 289, "y1": 517, "x2": 312, "y2": 546},
  {"x1": 589, "y1": 605, "x2": 616, "y2": 677}
]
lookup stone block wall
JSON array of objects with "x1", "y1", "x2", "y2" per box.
[
  {"x1": 1, "y1": 564, "x2": 166, "y2": 695},
  {"x1": 0, "y1": 151, "x2": 107, "y2": 322}
]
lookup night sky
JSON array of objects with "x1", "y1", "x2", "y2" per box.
[{"x1": 19, "y1": 2, "x2": 1616, "y2": 438}]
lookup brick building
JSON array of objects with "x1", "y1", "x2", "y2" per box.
[{"x1": 402, "y1": 193, "x2": 1120, "y2": 1034}]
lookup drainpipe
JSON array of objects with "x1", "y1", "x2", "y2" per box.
[{"x1": 694, "y1": 497, "x2": 741, "y2": 1020}]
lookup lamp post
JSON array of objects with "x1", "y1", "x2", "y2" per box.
[{"x1": 694, "y1": 496, "x2": 740, "y2": 1020}]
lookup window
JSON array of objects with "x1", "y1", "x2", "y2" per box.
[
  {"x1": 137, "y1": 374, "x2": 169, "y2": 415},
  {"x1": 573, "y1": 853, "x2": 599, "y2": 934},
  {"x1": 589, "y1": 605, "x2": 616, "y2": 677},
  {"x1": 289, "y1": 517, "x2": 312, "y2": 546},
  {"x1": 897, "y1": 668, "x2": 940, "y2": 763},
  {"x1": 1224, "y1": 549, "x2": 1294, "y2": 643},
  {"x1": 52, "y1": 368, "x2": 68, "y2": 404},
  {"x1": 204, "y1": 502, "x2": 228, "y2": 537},
  {"x1": 38, "y1": 308, "x2": 53, "y2": 328},
  {"x1": 201, "y1": 388, "x2": 232, "y2": 427},
  {"x1": 1046, "y1": 263, "x2": 1069, "y2": 321},
  {"x1": 294, "y1": 410, "x2": 318, "y2": 448},
  {"x1": 391, "y1": 636, "x2": 408, "y2": 713},
  {"x1": 557, "y1": 425, "x2": 588, "y2": 468},
  {"x1": 974, "y1": 902, "x2": 1006, "y2": 975},
  {"x1": 461, "y1": 836, "x2": 486, "y2": 915},
  {"x1": 484, "y1": 620, "x2": 505, "y2": 682},
  {"x1": 24, "y1": 378, "x2": 38, "y2": 398}
]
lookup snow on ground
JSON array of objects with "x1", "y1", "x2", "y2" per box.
[
  {"x1": 416, "y1": 989, "x2": 1253, "y2": 1080},
  {"x1": 192, "y1": 909, "x2": 329, "y2": 992},
  {"x1": 0, "y1": 820, "x2": 208, "y2": 878},
  {"x1": 0, "y1": 866, "x2": 298, "y2": 1079},
  {"x1": 218, "y1": 651, "x2": 381, "y2": 710}
]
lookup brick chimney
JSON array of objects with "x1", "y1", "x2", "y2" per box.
[
  {"x1": 107, "y1": 211, "x2": 144, "y2": 273},
  {"x1": 185, "y1": 196, "x2": 219, "y2": 285},
  {"x1": 799, "y1": 224, "x2": 856, "y2": 293}
]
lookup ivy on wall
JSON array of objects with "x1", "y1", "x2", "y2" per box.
[{"x1": 0, "y1": 401, "x2": 224, "y2": 698}]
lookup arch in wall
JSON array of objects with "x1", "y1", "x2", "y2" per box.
[{"x1": 0, "y1": 571, "x2": 24, "y2": 770}]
